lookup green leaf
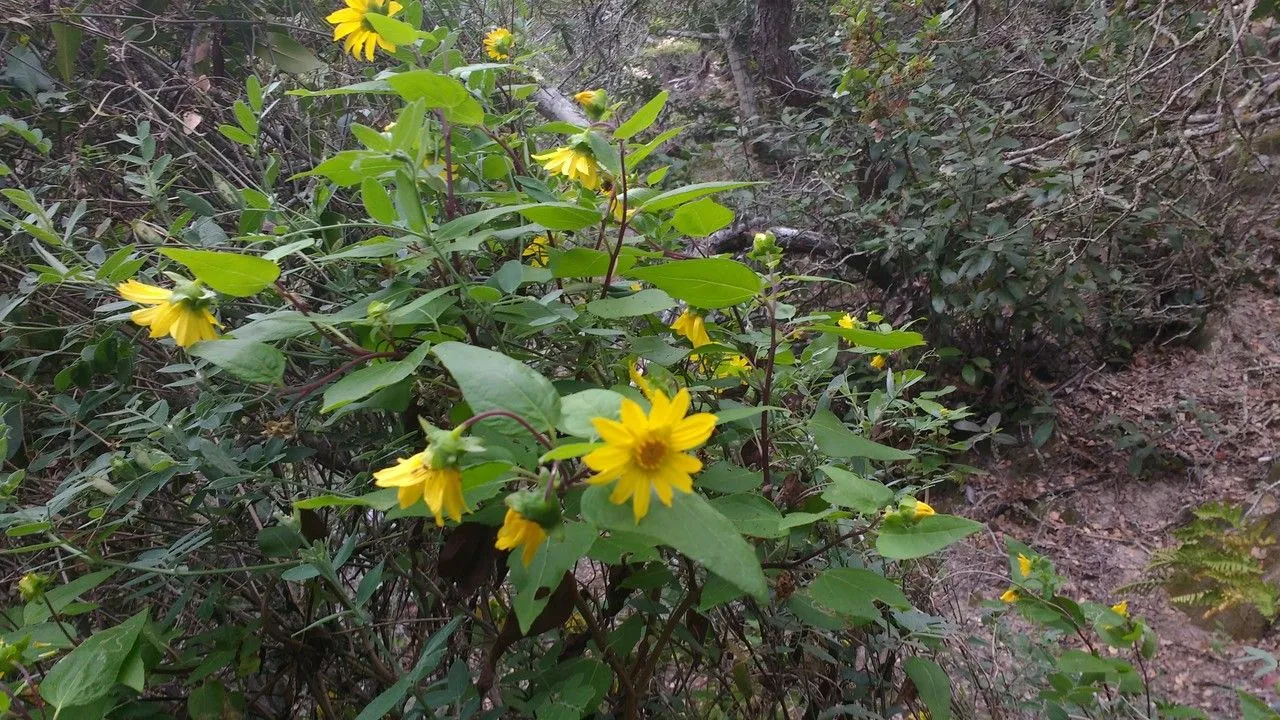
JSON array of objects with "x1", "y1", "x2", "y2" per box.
[
  {"x1": 904, "y1": 657, "x2": 952, "y2": 720},
  {"x1": 809, "y1": 410, "x2": 913, "y2": 461},
  {"x1": 1239, "y1": 691, "x2": 1280, "y2": 720},
  {"x1": 550, "y1": 248, "x2": 635, "y2": 278},
  {"x1": 262, "y1": 32, "x2": 325, "y2": 74},
  {"x1": 581, "y1": 485, "x2": 766, "y2": 600},
  {"x1": 217, "y1": 123, "x2": 254, "y2": 146},
  {"x1": 232, "y1": 100, "x2": 258, "y2": 137},
  {"x1": 875, "y1": 514, "x2": 982, "y2": 560},
  {"x1": 433, "y1": 342, "x2": 561, "y2": 434},
  {"x1": 558, "y1": 389, "x2": 623, "y2": 439},
  {"x1": 586, "y1": 289, "x2": 676, "y2": 318},
  {"x1": 614, "y1": 90, "x2": 669, "y2": 140},
  {"x1": 518, "y1": 203, "x2": 601, "y2": 231},
  {"x1": 623, "y1": 258, "x2": 761, "y2": 309},
  {"x1": 23, "y1": 569, "x2": 116, "y2": 625},
  {"x1": 177, "y1": 190, "x2": 216, "y2": 217},
  {"x1": 50, "y1": 23, "x2": 84, "y2": 83},
  {"x1": 160, "y1": 248, "x2": 281, "y2": 297},
  {"x1": 510, "y1": 522, "x2": 597, "y2": 634},
  {"x1": 671, "y1": 198, "x2": 734, "y2": 237},
  {"x1": 40, "y1": 611, "x2": 148, "y2": 711},
  {"x1": 698, "y1": 573, "x2": 745, "y2": 611},
  {"x1": 361, "y1": 178, "x2": 397, "y2": 224},
  {"x1": 710, "y1": 494, "x2": 786, "y2": 538},
  {"x1": 322, "y1": 343, "x2": 432, "y2": 412},
  {"x1": 188, "y1": 339, "x2": 285, "y2": 384},
  {"x1": 386, "y1": 70, "x2": 485, "y2": 126},
  {"x1": 812, "y1": 325, "x2": 927, "y2": 350},
  {"x1": 363, "y1": 13, "x2": 418, "y2": 45},
  {"x1": 1056, "y1": 649, "x2": 1122, "y2": 674},
  {"x1": 295, "y1": 151, "x2": 403, "y2": 187},
  {"x1": 807, "y1": 568, "x2": 910, "y2": 623},
  {"x1": 697, "y1": 461, "x2": 763, "y2": 494},
  {"x1": 818, "y1": 465, "x2": 893, "y2": 514},
  {"x1": 638, "y1": 181, "x2": 762, "y2": 212}
]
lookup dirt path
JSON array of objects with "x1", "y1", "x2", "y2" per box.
[{"x1": 942, "y1": 288, "x2": 1280, "y2": 714}]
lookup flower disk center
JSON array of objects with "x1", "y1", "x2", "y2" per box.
[{"x1": 633, "y1": 437, "x2": 668, "y2": 471}]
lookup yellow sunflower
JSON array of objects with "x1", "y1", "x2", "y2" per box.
[
  {"x1": 531, "y1": 146, "x2": 601, "y2": 190},
  {"x1": 495, "y1": 508, "x2": 549, "y2": 566},
  {"x1": 584, "y1": 388, "x2": 717, "y2": 521},
  {"x1": 372, "y1": 450, "x2": 466, "y2": 526},
  {"x1": 484, "y1": 27, "x2": 514, "y2": 60},
  {"x1": 870, "y1": 354, "x2": 887, "y2": 370},
  {"x1": 1111, "y1": 600, "x2": 1130, "y2": 618},
  {"x1": 522, "y1": 235, "x2": 551, "y2": 267},
  {"x1": 837, "y1": 313, "x2": 857, "y2": 329},
  {"x1": 1017, "y1": 553, "x2": 1033, "y2": 578},
  {"x1": 911, "y1": 499, "x2": 935, "y2": 520},
  {"x1": 1000, "y1": 588, "x2": 1019, "y2": 603},
  {"x1": 117, "y1": 278, "x2": 222, "y2": 348},
  {"x1": 715, "y1": 354, "x2": 752, "y2": 380},
  {"x1": 670, "y1": 310, "x2": 711, "y2": 348},
  {"x1": 327, "y1": 0, "x2": 404, "y2": 62}
]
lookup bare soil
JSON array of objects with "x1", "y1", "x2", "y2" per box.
[{"x1": 942, "y1": 287, "x2": 1280, "y2": 715}]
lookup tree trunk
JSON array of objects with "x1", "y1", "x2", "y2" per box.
[{"x1": 751, "y1": 0, "x2": 798, "y2": 99}]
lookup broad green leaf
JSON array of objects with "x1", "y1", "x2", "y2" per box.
[
  {"x1": 904, "y1": 657, "x2": 952, "y2": 720},
  {"x1": 697, "y1": 461, "x2": 762, "y2": 494},
  {"x1": 294, "y1": 151, "x2": 403, "y2": 186},
  {"x1": 623, "y1": 258, "x2": 761, "y2": 309},
  {"x1": 189, "y1": 339, "x2": 285, "y2": 384},
  {"x1": 818, "y1": 465, "x2": 893, "y2": 514},
  {"x1": 809, "y1": 410, "x2": 913, "y2": 462},
  {"x1": 288, "y1": 79, "x2": 394, "y2": 98},
  {"x1": 812, "y1": 325, "x2": 927, "y2": 350},
  {"x1": 710, "y1": 493, "x2": 786, "y2": 538},
  {"x1": 160, "y1": 248, "x2": 280, "y2": 297},
  {"x1": 386, "y1": 69, "x2": 485, "y2": 126},
  {"x1": 1055, "y1": 649, "x2": 1125, "y2": 674},
  {"x1": 875, "y1": 514, "x2": 982, "y2": 560},
  {"x1": 433, "y1": 342, "x2": 561, "y2": 434},
  {"x1": 294, "y1": 490, "x2": 397, "y2": 512},
  {"x1": 263, "y1": 32, "x2": 325, "y2": 74},
  {"x1": 50, "y1": 23, "x2": 84, "y2": 83},
  {"x1": 558, "y1": 389, "x2": 623, "y2": 438},
  {"x1": 23, "y1": 569, "x2": 116, "y2": 625},
  {"x1": 807, "y1": 568, "x2": 910, "y2": 623},
  {"x1": 232, "y1": 100, "x2": 258, "y2": 137},
  {"x1": 322, "y1": 343, "x2": 432, "y2": 412},
  {"x1": 698, "y1": 573, "x2": 745, "y2": 611},
  {"x1": 614, "y1": 90, "x2": 669, "y2": 140},
  {"x1": 585, "y1": 289, "x2": 676, "y2": 318},
  {"x1": 40, "y1": 611, "x2": 147, "y2": 711},
  {"x1": 363, "y1": 13, "x2": 418, "y2": 45},
  {"x1": 581, "y1": 485, "x2": 766, "y2": 600},
  {"x1": 1239, "y1": 692, "x2": 1280, "y2": 720},
  {"x1": 510, "y1": 522, "x2": 596, "y2": 633},
  {"x1": 518, "y1": 203, "x2": 601, "y2": 231},
  {"x1": 550, "y1": 248, "x2": 635, "y2": 278},
  {"x1": 638, "y1": 181, "x2": 762, "y2": 212},
  {"x1": 671, "y1": 198, "x2": 734, "y2": 237}
]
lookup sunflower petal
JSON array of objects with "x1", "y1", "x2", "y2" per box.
[
  {"x1": 117, "y1": 279, "x2": 173, "y2": 305},
  {"x1": 669, "y1": 412, "x2": 716, "y2": 450}
]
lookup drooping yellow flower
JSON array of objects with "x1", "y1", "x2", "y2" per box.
[
  {"x1": 670, "y1": 310, "x2": 712, "y2": 348},
  {"x1": 1017, "y1": 553, "x2": 1033, "y2": 578},
  {"x1": 575, "y1": 89, "x2": 605, "y2": 107},
  {"x1": 1111, "y1": 600, "x2": 1130, "y2": 618},
  {"x1": 117, "y1": 278, "x2": 222, "y2": 348},
  {"x1": 716, "y1": 354, "x2": 752, "y2": 380},
  {"x1": 532, "y1": 146, "x2": 601, "y2": 190},
  {"x1": 912, "y1": 499, "x2": 935, "y2": 520},
  {"x1": 837, "y1": 313, "x2": 857, "y2": 329},
  {"x1": 628, "y1": 359, "x2": 657, "y2": 401},
  {"x1": 495, "y1": 507, "x2": 548, "y2": 566},
  {"x1": 522, "y1": 234, "x2": 551, "y2": 267},
  {"x1": 584, "y1": 388, "x2": 717, "y2": 521},
  {"x1": 326, "y1": 0, "x2": 404, "y2": 62},
  {"x1": 870, "y1": 354, "x2": 887, "y2": 370},
  {"x1": 372, "y1": 450, "x2": 466, "y2": 526},
  {"x1": 1000, "y1": 588, "x2": 1019, "y2": 603},
  {"x1": 484, "y1": 27, "x2": 514, "y2": 60}
]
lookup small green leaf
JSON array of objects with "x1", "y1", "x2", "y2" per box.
[
  {"x1": 232, "y1": 99, "x2": 259, "y2": 137},
  {"x1": 623, "y1": 258, "x2": 761, "y2": 309},
  {"x1": 710, "y1": 493, "x2": 786, "y2": 538},
  {"x1": 518, "y1": 203, "x2": 601, "y2": 231},
  {"x1": 322, "y1": 343, "x2": 432, "y2": 412},
  {"x1": 433, "y1": 342, "x2": 561, "y2": 434},
  {"x1": 818, "y1": 465, "x2": 893, "y2": 514},
  {"x1": 50, "y1": 23, "x2": 84, "y2": 83},
  {"x1": 40, "y1": 611, "x2": 148, "y2": 711},
  {"x1": 363, "y1": 13, "x2": 418, "y2": 45},
  {"x1": 189, "y1": 339, "x2": 286, "y2": 384},
  {"x1": 177, "y1": 190, "x2": 217, "y2": 217},
  {"x1": 558, "y1": 389, "x2": 623, "y2": 438},
  {"x1": 671, "y1": 198, "x2": 735, "y2": 237},
  {"x1": 807, "y1": 568, "x2": 910, "y2": 623},
  {"x1": 581, "y1": 485, "x2": 767, "y2": 600},
  {"x1": 360, "y1": 178, "x2": 398, "y2": 224},
  {"x1": 586, "y1": 289, "x2": 676, "y2": 318},
  {"x1": 875, "y1": 514, "x2": 982, "y2": 560},
  {"x1": 262, "y1": 32, "x2": 325, "y2": 74},
  {"x1": 160, "y1": 248, "x2": 280, "y2": 297},
  {"x1": 550, "y1": 248, "x2": 635, "y2": 278},
  {"x1": 809, "y1": 410, "x2": 913, "y2": 462},
  {"x1": 812, "y1": 325, "x2": 927, "y2": 350},
  {"x1": 637, "y1": 181, "x2": 762, "y2": 212},
  {"x1": 614, "y1": 90, "x2": 669, "y2": 140}
]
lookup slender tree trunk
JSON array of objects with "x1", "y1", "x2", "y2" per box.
[
  {"x1": 751, "y1": 0, "x2": 798, "y2": 98},
  {"x1": 718, "y1": 24, "x2": 760, "y2": 125}
]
